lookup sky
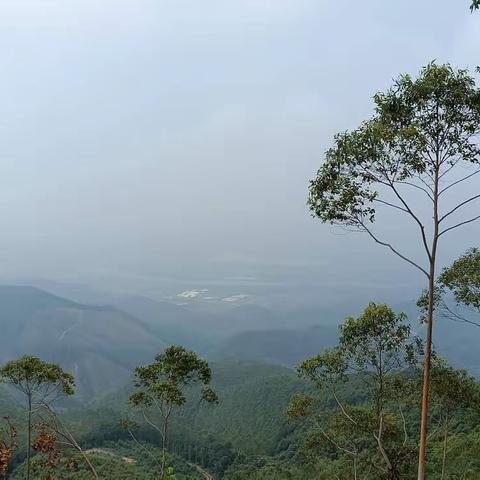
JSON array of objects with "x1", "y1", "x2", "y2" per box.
[{"x1": 0, "y1": 0, "x2": 479, "y2": 295}]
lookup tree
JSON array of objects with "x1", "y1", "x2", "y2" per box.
[
  {"x1": 288, "y1": 303, "x2": 422, "y2": 480},
  {"x1": 308, "y1": 63, "x2": 480, "y2": 479},
  {"x1": 0, "y1": 356, "x2": 74, "y2": 480},
  {"x1": 471, "y1": 0, "x2": 480, "y2": 11},
  {"x1": 127, "y1": 345, "x2": 218, "y2": 479},
  {"x1": 427, "y1": 358, "x2": 480, "y2": 480}
]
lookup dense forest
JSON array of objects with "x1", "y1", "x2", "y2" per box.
[{"x1": 1, "y1": 246, "x2": 480, "y2": 479}]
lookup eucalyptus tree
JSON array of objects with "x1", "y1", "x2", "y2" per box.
[
  {"x1": 128, "y1": 345, "x2": 218, "y2": 479},
  {"x1": 288, "y1": 303, "x2": 422, "y2": 480},
  {"x1": 308, "y1": 63, "x2": 480, "y2": 479},
  {"x1": 0, "y1": 356, "x2": 74, "y2": 480}
]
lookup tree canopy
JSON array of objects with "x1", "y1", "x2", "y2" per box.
[
  {"x1": 439, "y1": 248, "x2": 480, "y2": 312},
  {"x1": 290, "y1": 303, "x2": 422, "y2": 480},
  {"x1": 0, "y1": 356, "x2": 75, "y2": 402},
  {"x1": 129, "y1": 346, "x2": 218, "y2": 479},
  {"x1": 308, "y1": 64, "x2": 480, "y2": 269}
]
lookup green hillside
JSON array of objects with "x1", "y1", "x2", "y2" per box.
[{"x1": 0, "y1": 286, "x2": 166, "y2": 400}]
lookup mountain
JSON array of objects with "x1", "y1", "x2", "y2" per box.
[
  {"x1": 114, "y1": 296, "x2": 293, "y2": 352},
  {"x1": 114, "y1": 295, "x2": 230, "y2": 351},
  {"x1": 208, "y1": 325, "x2": 339, "y2": 367},
  {"x1": 0, "y1": 286, "x2": 165, "y2": 400}
]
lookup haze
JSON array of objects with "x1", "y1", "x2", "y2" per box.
[{"x1": 0, "y1": 0, "x2": 478, "y2": 299}]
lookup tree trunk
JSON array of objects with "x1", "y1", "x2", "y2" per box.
[
  {"x1": 417, "y1": 158, "x2": 440, "y2": 480},
  {"x1": 80, "y1": 451, "x2": 99, "y2": 480},
  {"x1": 417, "y1": 265, "x2": 435, "y2": 480},
  {"x1": 26, "y1": 395, "x2": 32, "y2": 480},
  {"x1": 161, "y1": 420, "x2": 167, "y2": 478},
  {"x1": 441, "y1": 416, "x2": 449, "y2": 480}
]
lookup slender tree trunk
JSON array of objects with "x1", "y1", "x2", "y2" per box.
[
  {"x1": 79, "y1": 450, "x2": 99, "y2": 480},
  {"x1": 26, "y1": 395, "x2": 32, "y2": 480},
  {"x1": 418, "y1": 158, "x2": 440, "y2": 480},
  {"x1": 161, "y1": 420, "x2": 168, "y2": 478},
  {"x1": 417, "y1": 262, "x2": 435, "y2": 480},
  {"x1": 441, "y1": 416, "x2": 449, "y2": 480}
]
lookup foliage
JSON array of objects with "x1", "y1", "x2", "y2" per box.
[
  {"x1": 426, "y1": 358, "x2": 480, "y2": 479},
  {"x1": 308, "y1": 62, "x2": 480, "y2": 478},
  {"x1": 0, "y1": 356, "x2": 75, "y2": 401},
  {"x1": 439, "y1": 248, "x2": 480, "y2": 312},
  {"x1": 0, "y1": 356, "x2": 74, "y2": 480},
  {"x1": 308, "y1": 63, "x2": 480, "y2": 238},
  {"x1": 12, "y1": 441, "x2": 202, "y2": 480},
  {"x1": 417, "y1": 248, "x2": 480, "y2": 326},
  {"x1": 289, "y1": 303, "x2": 423, "y2": 480},
  {"x1": 128, "y1": 346, "x2": 218, "y2": 478},
  {"x1": 2, "y1": 356, "x2": 480, "y2": 479},
  {"x1": 130, "y1": 346, "x2": 218, "y2": 409}
]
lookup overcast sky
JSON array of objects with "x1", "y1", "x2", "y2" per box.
[{"x1": 0, "y1": 0, "x2": 479, "y2": 290}]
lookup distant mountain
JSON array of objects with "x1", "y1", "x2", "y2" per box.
[
  {"x1": 208, "y1": 325, "x2": 339, "y2": 367},
  {"x1": 114, "y1": 296, "x2": 293, "y2": 352},
  {"x1": 114, "y1": 296, "x2": 228, "y2": 351},
  {"x1": 0, "y1": 286, "x2": 165, "y2": 400},
  {"x1": 4, "y1": 278, "x2": 119, "y2": 306}
]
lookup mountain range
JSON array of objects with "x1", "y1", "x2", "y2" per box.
[{"x1": 1, "y1": 284, "x2": 480, "y2": 403}]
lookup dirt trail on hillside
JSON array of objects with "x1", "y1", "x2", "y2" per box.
[
  {"x1": 188, "y1": 462, "x2": 214, "y2": 480},
  {"x1": 85, "y1": 448, "x2": 136, "y2": 464}
]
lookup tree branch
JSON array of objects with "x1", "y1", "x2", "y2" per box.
[
  {"x1": 388, "y1": 182, "x2": 432, "y2": 261},
  {"x1": 397, "y1": 180, "x2": 434, "y2": 202},
  {"x1": 373, "y1": 199, "x2": 409, "y2": 213},
  {"x1": 358, "y1": 218, "x2": 430, "y2": 277},
  {"x1": 373, "y1": 415, "x2": 393, "y2": 472},
  {"x1": 399, "y1": 405, "x2": 408, "y2": 447},
  {"x1": 127, "y1": 428, "x2": 162, "y2": 468},
  {"x1": 332, "y1": 390, "x2": 358, "y2": 426},
  {"x1": 439, "y1": 169, "x2": 480, "y2": 196},
  {"x1": 141, "y1": 410, "x2": 164, "y2": 440},
  {"x1": 318, "y1": 426, "x2": 357, "y2": 457},
  {"x1": 439, "y1": 194, "x2": 480, "y2": 223},
  {"x1": 439, "y1": 214, "x2": 480, "y2": 237}
]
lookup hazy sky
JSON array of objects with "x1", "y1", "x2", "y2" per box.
[{"x1": 0, "y1": 0, "x2": 479, "y2": 289}]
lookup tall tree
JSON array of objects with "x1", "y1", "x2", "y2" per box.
[
  {"x1": 288, "y1": 303, "x2": 422, "y2": 480},
  {"x1": 128, "y1": 345, "x2": 218, "y2": 479},
  {"x1": 308, "y1": 63, "x2": 480, "y2": 479},
  {"x1": 0, "y1": 356, "x2": 74, "y2": 480}
]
